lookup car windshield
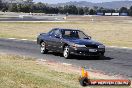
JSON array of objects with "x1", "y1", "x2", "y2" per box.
[{"x1": 61, "y1": 30, "x2": 89, "y2": 39}]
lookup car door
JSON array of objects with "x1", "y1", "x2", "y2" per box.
[
  {"x1": 46, "y1": 29, "x2": 63, "y2": 52},
  {"x1": 46, "y1": 29, "x2": 56, "y2": 50},
  {"x1": 53, "y1": 29, "x2": 63, "y2": 52}
]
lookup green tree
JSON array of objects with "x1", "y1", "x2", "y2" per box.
[
  {"x1": 97, "y1": 7, "x2": 104, "y2": 13},
  {"x1": 8, "y1": 4, "x2": 18, "y2": 12},
  {"x1": 93, "y1": 6, "x2": 98, "y2": 13},
  {"x1": 119, "y1": 7, "x2": 128, "y2": 13},
  {"x1": 63, "y1": 5, "x2": 78, "y2": 14},
  {"x1": 19, "y1": 4, "x2": 31, "y2": 13},
  {"x1": 17, "y1": 4, "x2": 22, "y2": 12},
  {"x1": 31, "y1": 2, "x2": 46, "y2": 13},
  {"x1": 83, "y1": 7, "x2": 89, "y2": 15},
  {"x1": 63, "y1": 5, "x2": 69, "y2": 14},
  {"x1": 58, "y1": 6, "x2": 64, "y2": 14},
  {"x1": 1, "y1": 3, "x2": 8, "y2": 12},
  {"x1": 0, "y1": 0, "x2": 3, "y2": 10},
  {"x1": 129, "y1": 6, "x2": 132, "y2": 16},
  {"x1": 89, "y1": 9, "x2": 96, "y2": 15},
  {"x1": 68, "y1": 5, "x2": 78, "y2": 14},
  {"x1": 78, "y1": 7, "x2": 84, "y2": 15}
]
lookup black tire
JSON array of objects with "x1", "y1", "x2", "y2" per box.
[
  {"x1": 95, "y1": 53, "x2": 104, "y2": 59},
  {"x1": 94, "y1": 56, "x2": 100, "y2": 59},
  {"x1": 79, "y1": 77, "x2": 90, "y2": 86},
  {"x1": 63, "y1": 46, "x2": 71, "y2": 59},
  {"x1": 40, "y1": 42, "x2": 48, "y2": 54}
]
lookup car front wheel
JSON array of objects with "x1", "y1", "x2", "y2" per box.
[
  {"x1": 95, "y1": 53, "x2": 104, "y2": 59},
  {"x1": 40, "y1": 42, "x2": 48, "y2": 54},
  {"x1": 63, "y1": 46, "x2": 71, "y2": 59}
]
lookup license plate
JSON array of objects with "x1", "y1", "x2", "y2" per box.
[{"x1": 89, "y1": 49, "x2": 97, "y2": 52}]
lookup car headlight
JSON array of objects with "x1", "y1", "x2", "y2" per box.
[
  {"x1": 72, "y1": 44, "x2": 86, "y2": 48},
  {"x1": 98, "y1": 45, "x2": 105, "y2": 48}
]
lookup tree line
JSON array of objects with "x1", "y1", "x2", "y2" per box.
[{"x1": 0, "y1": 1, "x2": 132, "y2": 16}]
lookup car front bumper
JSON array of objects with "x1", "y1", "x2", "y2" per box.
[{"x1": 69, "y1": 46, "x2": 105, "y2": 56}]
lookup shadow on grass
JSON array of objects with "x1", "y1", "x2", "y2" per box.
[{"x1": 46, "y1": 52, "x2": 114, "y2": 60}]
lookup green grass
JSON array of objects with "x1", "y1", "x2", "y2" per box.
[
  {"x1": 0, "y1": 54, "x2": 131, "y2": 88},
  {"x1": 0, "y1": 21, "x2": 132, "y2": 47},
  {"x1": 0, "y1": 54, "x2": 81, "y2": 88}
]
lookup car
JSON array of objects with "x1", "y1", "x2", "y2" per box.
[{"x1": 37, "y1": 28, "x2": 105, "y2": 59}]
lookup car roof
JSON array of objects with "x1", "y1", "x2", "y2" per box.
[{"x1": 53, "y1": 28, "x2": 80, "y2": 31}]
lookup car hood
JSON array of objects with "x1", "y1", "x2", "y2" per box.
[{"x1": 65, "y1": 38, "x2": 103, "y2": 46}]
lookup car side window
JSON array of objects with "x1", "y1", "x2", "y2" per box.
[
  {"x1": 54, "y1": 30, "x2": 61, "y2": 36},
  {"x1": 78, "y1": 31, "x2": 88, "y2": 39},
  {"x1": 48, "y1": 29, "x2": 55, "y2": 36}
]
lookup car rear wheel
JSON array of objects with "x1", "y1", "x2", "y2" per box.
[
  {"x1": 63, "y1": 46, "x2": 71, "y2": 59},
  {"x1": 40, "y1": 42, "x2": 48, "y2": 54}
]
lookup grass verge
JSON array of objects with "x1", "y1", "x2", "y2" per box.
[
  {"x1": 0, "y1": 21, "x2": 132, "y2": 47},
  {"x1": 0, "y1": 54, "x2": 131, "y2": 88},
  {"x1": 0, "y1": 54, "x2": 80, "y2": 88}
]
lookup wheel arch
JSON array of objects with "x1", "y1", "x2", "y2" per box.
[
  {"x1": 40, "y1": 40, "x2": 44, "y2": 45},
  {"x1": 62, "y1": 43, "x2": 69, "y2": 51}
]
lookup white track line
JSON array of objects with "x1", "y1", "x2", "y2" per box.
[
  {"x1": 8, "y1": 38, "x2": 17, "y2": 40},
  {"x1": 7, "y1": 38, "x2": 36, "y2": 41},
  {"x1": 21, "y1": 39, "x2": 28, "y2": 41},
  {"x1": 62, "y1": 63, "x2": 72, "y2": 66},
  {"x1": 38, "y1": 59, "x2": 47, "y2": 62}
]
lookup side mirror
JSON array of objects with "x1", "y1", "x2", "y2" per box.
[{"x1": 88, "y1": 36, "x2": 91, "y2": 39}]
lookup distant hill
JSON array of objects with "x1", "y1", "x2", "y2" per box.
[
  {"x1": 2, "y1": 0, "x2": 24, "y2": 3},
  {"x1": 1, "y1": 0, "x2": 32, "y2": 4},
  {"x1": 51, "y1": 1, "x2": 132, "y2": 9},
  {"x1": 2, "y1": 0, "x2": 132, "y2": 9}
]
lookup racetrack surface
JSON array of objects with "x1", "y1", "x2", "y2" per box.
[
  {"x1": 0, "y1": 38, "x2": 132, "y2": 79},
  {"x1": 0, "y1": 15, "x2": 65, "y2": 21}
]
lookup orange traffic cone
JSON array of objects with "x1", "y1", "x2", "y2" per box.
[{"x1": 81, "y1": 67, "x2": 89, "y2": 78}]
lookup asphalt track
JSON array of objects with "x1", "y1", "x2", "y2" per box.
[
  {"x1": 0, "y1": 38, "x2": 132, "y2": 79},
  {"x1": 0, "y1": 15, "x2": 65, "y2": 21}
]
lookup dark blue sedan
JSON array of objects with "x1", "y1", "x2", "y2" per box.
[{"x1": 37, "y1": 28, "x2": 105, "y2": 59}]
